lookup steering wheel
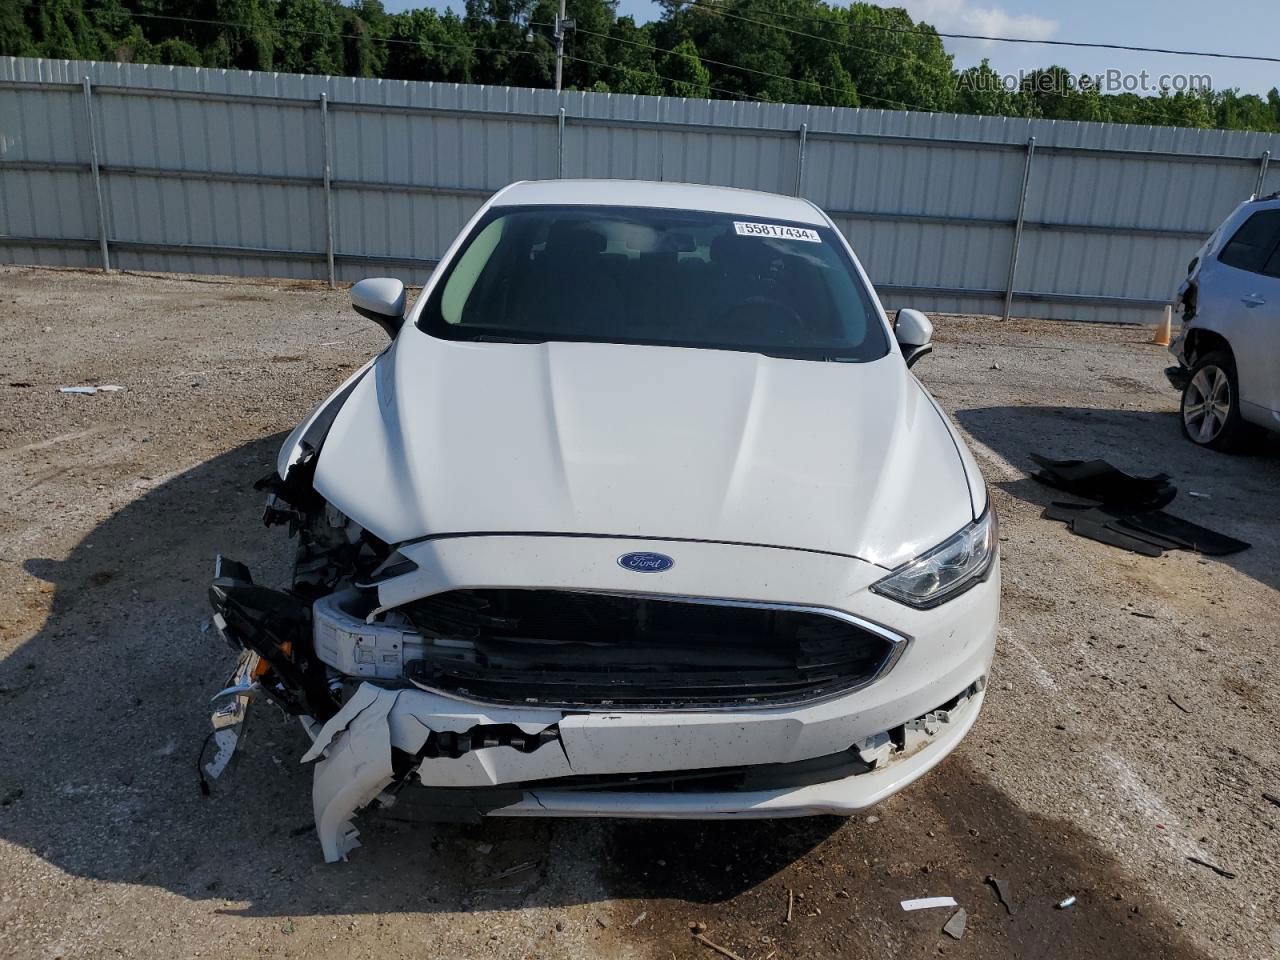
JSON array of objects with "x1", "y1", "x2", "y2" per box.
[{"x1": 716, "y1": 296, "x2": 806, "y2": 338}]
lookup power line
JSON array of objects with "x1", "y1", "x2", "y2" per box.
[
  {"x1": 130, "y1": 10, "x2": 773, "y2": 104},
  {"x1": 670, "y1": 0, "x2": 1280, "y2": 66},
  {"x1": 135, "y1": 9, "x2": 929, "y2": 111},
  {"x1": 127, "y1": 11, "x2": 542, "y2": 61},
  {"x1": 664, "y1": 0, "x2": 934, "y2": 75},
  {"x1": 564, "y1": 51, "x2": 769, "y2": 101},
  {"x1": 557, "y1": 22, "x2": 933, "y2": 111}
]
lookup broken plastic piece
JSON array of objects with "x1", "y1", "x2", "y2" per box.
[
  {"x1": 304, "y1": 684, "x2": 402, "y2": 862},
  {"x1": 900, "y1": 896, "x2": 958, "y2": 911},
  {"x1": 854, "y1": 731, "x2": 893, "y2": 769},
  {"x1": 1066, "y1": 513, "x2": 1164, "y2": 557},
  {"x1": 942, "y1": 907, "x2": 967, "y2": 940},
  {"x1": 1056, "y1": 895, "x2": 1077, "y2": 909},
  {"x1": 1187, "y1": 856, "x2": 1236, "y2": 879},
  {"x1": 58, "y1": 384, "x2": 123, "y2": 394},
  {"x1": 985, "y1": 875, "x2": 1016, "y2": 915},
  {"x1": 1043, "y1": 502, "x2": 1249, "y2": 557},
  {"x1": 1033, "y1": 452, "x2": 1251, "y2": 558},
  {"x1": 1109, "y1": 509, "x2": 1249, "y2": 556},
  {"x1": 208, "y1": 558, "x2": 336, "y2": 720},
  {"x1": 1029, "y1": 454, "x2": 1176, "y2": 510},
  {"x1": 213, "y1": 554, "x2": 254, "y2": 584}
]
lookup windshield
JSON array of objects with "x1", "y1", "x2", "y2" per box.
[{"x1": 419, "y1": 204, "x2": 890, "y2": 362}]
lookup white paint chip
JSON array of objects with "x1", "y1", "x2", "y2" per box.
[{"x1": 901, "y1": 897, "x2": 958, "y2": 911}]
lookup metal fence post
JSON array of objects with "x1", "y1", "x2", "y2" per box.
[
  {"x1": 557, "y1": 107, "x2": 566, "y2": 178},
  {"x1": 794, "y1": 122, "x2": 808, "y2": 196},
  {"x1": 81, "y1": 76, "x2": 110, "y2": 271},
  {"x1": 319, "y1": 93, "x2": 336, "y2": 288},
  {"x1": 1255, "y1": 150, "x2": 1272, "y2": 198},
  {"x1": 1002, "y1": 136, "x2": 1036, "y2": 322}
]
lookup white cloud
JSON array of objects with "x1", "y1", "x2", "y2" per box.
[{"x1": 901, "y1": 0, "x2": 1059, "y2": 42}]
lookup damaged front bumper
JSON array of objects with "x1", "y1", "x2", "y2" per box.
[
  {"x1": 303, "y1": 678, "x2": 986, "y2": 861},
  {"x1": 205, "y1": 532, "x2": 998, "y2": 862}
]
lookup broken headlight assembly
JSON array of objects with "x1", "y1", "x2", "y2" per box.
[{"x1": 871, "y1": 503, "x2": 997, "y2": 609}]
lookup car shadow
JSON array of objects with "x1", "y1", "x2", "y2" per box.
[
  {"x1": 0, "y1": 435, "x2": 1213, "y2": 957},
  {"x1": 955, "y1": 404, "x2": 1280, "y2": 593}
]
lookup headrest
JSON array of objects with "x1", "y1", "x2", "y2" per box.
[
  {"x1": 664, "y1": 231, "x2": 696, "y2": 253},
  {"x1": 547, "y1": 221, "x2": 606, "y2": 257}
]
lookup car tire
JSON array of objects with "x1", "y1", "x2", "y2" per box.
[{"x1": 1180, "y1": 351, "x2": 1255, "y2": 452}]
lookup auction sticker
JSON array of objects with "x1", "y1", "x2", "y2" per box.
[{"x1": 733, "y1": 221, "x2": 822, "y2": 242}]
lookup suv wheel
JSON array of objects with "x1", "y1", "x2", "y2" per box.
[{"x1": 1181, "y1": 351, "x2": 1254, "y2": 451}]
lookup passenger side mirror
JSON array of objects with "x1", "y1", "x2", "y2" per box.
[
  {"x1": 350, "y1": 277, "x2": 406, "y2": 338},
  {"x1": 894, "y1": 308, "x2": 934, "y2": 368}
]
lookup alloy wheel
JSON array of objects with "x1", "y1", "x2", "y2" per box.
[{"x1": 1183, "y1": 365, "x2": 1232, "y2": 444}]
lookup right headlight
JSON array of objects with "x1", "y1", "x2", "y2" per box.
[{"x1": 871, "y1": 504, "x2": 997, "y2": 609}]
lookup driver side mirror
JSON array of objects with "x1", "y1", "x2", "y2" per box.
[
  {"x1": 894, "y1": 308, "x2": 934, "y2": 368},
  {"x1": 350, "y1": 277, "x2": 406, "y2": 339}
]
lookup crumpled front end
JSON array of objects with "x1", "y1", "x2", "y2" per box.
[{"x1": 205, "y1": 472, "x2": 997, "y2": 861}]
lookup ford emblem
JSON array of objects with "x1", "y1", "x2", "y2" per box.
[{"x1": 617, "y1": 551, "x2": 674, "y2": 573}]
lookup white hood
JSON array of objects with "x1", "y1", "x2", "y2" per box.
[{"x1": 313, "y1": 331, "x2": 973, "y2": 569}]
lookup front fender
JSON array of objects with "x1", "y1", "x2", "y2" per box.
[{"x1": 277, "y1": 355, "x2": 380, "y2": 478}]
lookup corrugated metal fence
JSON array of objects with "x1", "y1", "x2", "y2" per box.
[{"x1": 3, "y1": 56, "x2": 1279, "y2": 323}]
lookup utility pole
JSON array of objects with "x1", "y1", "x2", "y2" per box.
[{"x1": 553, "y1": 0, "x2": 574, "y2": 93}]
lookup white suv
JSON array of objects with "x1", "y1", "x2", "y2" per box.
[{"x1": 1169, "y1": 194, "x2": 1280, "y2": 450}]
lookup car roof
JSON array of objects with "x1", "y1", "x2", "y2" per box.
[{"x1": 490, "y1": 179, "x2": 827, "y2": 226}]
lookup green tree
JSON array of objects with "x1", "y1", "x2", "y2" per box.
[
  {"x1": 274, "y1": 0, "x2": 344, "y2": 74},
  {"x1": 382, "y1": 7, "x2": 474, "y2": 83},
  {"x1": 601, "y1": 17, "x2": 662, "y2": 96},
  {"x1": 0, "y1": 0, "x2": 38, "y2": 56},
  {"x1": 3, "y1": 0, "x2": 1277, "y2": 133},
  {"x1": 954, "y1": 59, "x2": 1037, "y2": 117},
  {"x1": 658, "y1": 37, "x2": 710, "y2": 98}
]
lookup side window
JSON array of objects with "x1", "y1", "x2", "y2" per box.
[
  {"x1": 1218, "y1": 210, "x2": 1280, "y2": 275},
  {"x1": 1264, "y1": 241, "x2": 1280, "y2": 279}
]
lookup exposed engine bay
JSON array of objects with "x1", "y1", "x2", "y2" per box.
[{"x1": 209, "y1": 449, "x2": 904, "y2": 725}]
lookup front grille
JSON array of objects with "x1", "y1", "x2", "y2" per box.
[{"x1": 397, "y1": 589, "x2": 900, "y2": 708}]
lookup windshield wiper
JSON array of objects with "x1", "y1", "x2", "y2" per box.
[{"x1": 463, "y1": 334, "x2": 542, "y2": 344}]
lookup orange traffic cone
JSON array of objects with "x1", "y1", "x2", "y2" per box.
[{"x1": 1152, "y1": 305, "x2": 1173, "y2": 346}]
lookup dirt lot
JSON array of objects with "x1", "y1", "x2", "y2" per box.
[{"x1": 0, "y1": 265, "x2": 1277, "y2": 960}]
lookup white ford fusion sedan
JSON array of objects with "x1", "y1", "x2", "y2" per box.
[{"x1": 206, "y1": 180, "x2": 999, "y2": 862}]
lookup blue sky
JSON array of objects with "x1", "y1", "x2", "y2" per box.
[{"x1": 384, "y1": 0, "x2": 1280, "y2": 96}]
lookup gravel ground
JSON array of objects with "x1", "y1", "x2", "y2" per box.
[{"x1": 0, "y1": 265, "x2": 1277, "y2": 960}]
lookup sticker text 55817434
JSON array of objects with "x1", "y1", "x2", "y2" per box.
[{"x1": 733, "y1": 221, "x2": 822, "y2": 243}]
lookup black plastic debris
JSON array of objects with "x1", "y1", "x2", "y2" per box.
[
  {"x1": 1029, "y1": 454, "x2": 1176, "y2": 511},
  {"x1": 1066, "y1": 512, "x2": 1164, "y2": 557},
  {"x1": 1108, "y1": 509, "x2": 1250, "y2": 556},
  {"x1": 1187, "y1": 856, "x2": 1236, "y2": 880},
  {"x1": 1031, "y1": 454, "x2": 1249, "y2": 558}
]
